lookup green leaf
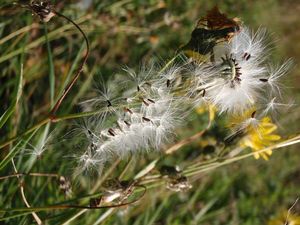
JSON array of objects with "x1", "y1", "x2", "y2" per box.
[
  {"x1": 44, "y1": 24, "x2": 56, "y2": 107},
  {"x1": 0, "y1": 131, "x2": 35, "y2": 170}
]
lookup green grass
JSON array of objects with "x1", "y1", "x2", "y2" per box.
[{"x1": 1, "y1": 0, "x2": 300, "y2": 224}]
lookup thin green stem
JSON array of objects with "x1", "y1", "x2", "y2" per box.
[
  {"x1": 0, "y1": 103, "x2": 140, "y2": 150},
  {"x1": 44, "y1": 24, "x2": 55, "y2": 107},
  {"x1": 1, "y1": 134, "x2": 299, "y2": 220},
  {"x1": 0, "y1": 185, "x2": 147, "y2": 214},
  {"x1": 0, "y1": 118, "x2": 50, "y2": 149},
  {"x1": 183, "y1": 134, "x2": 300, "y2": 177},
  {"x1": 0, "y1": 172, "x2": 59, "y2": 181}
]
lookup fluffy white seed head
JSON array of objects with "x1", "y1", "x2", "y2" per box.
[
  {"x1": 74, "y1": 63, "x2": 187, "y2": 174},
  {"x1": 191, "y1": 26, "x2": 290, "y2": 114},
  {"x1": 73, "y1": 25, "x2": 292, "y2": 174}
]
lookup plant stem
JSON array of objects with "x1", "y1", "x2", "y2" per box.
[
  {"x1": 11, "y1": 159, "x2": 43, "y2": 225},
  {"x1": 0, "y1": 118, "x2": 50, "y2": 149},
  {"x1": 0, "y1": 172, "x2": 58, "y2": 181},
  {"x1": 49, "y1": 11, "x2": 90, "y2": 118}
]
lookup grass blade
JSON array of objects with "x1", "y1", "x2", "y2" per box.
[
  {"x1": 0, "y1": 63, "x2": 23, "y2": 129},
  {"x1": 44, "y1": 24, "x2": 55, "y2": 107},
  {"x1": 0, "y1": 132, "x2": 36, "y2": 170}
]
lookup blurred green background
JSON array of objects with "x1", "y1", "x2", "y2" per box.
[{"x1": 0, "y1": 0, "x2": 300, "y2": 224}]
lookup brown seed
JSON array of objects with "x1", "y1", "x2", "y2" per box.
[
  {"x1": 108, "y1": 128, "x2": 115, "y2": 136},
  {"x1": 259, "y1": 78, "x2": 268, "y2": 82},
  {"x1": 142, "y1": 117, "x2": 151, "y2": 122},
  {"x1": 148, "y1": 98, "x2": 155, "y2": 104},
  {"x1": 124, "y1": 107, "x2": 133, "y2": 114}
]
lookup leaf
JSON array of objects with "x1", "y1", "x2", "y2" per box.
[
  {"x1": 0, "y1": 131, "x2": 36, "y2": 170},
  {"x1": 0, "y1": 140, "x2": 22, "y2": 170},
  {"x1": 194, "y1": 198, "x2": 218, "y2": 223},
  {"x1": 134, "y1": 159, "x2": 158, "y2": 180},
  {"x1": 44, "y1": 24, "x2": 55, "y2": 106}
]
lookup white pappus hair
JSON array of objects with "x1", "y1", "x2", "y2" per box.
[
  {"x1": 75, "y1": 64, "x2": 185, "y2": 173},
  {"x1": 191, "y1": 26, "x2": 291, "y2": 114}
]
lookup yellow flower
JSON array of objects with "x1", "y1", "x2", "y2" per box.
[
  {"x1": 196, "y1": 105, "x2": 206, "y2": 115},
  {"x1": 268, "y1": 211, "x2": 300, "y2": 225},
  {"x1": 196, "y1": 104, "x2": 216, "y2": 123},
  {"x1": 229, "y1": 110, "x2": 281, "y2": 160}
]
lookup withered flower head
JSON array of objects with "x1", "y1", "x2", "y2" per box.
[
  {"x1": 101, "y1": 179, "x2": 136, "y2": 204},
  {"x1": 18, "y1": 0, "x2": 56, "y2": 22},
  {"x1": 166, "y1": 176, "x2": 192, "y2": 192},
  {"x1": 159, "y1": 165, "x2": 192, "y2": 192},
  {"x1": 180, "y1": 6, "x2": 241, "y2": 62},
  {"x1": 58, "y1": 176, "x2": 72, "y2": 197}
]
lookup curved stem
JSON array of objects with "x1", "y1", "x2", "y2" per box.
[
  {"x1": 11, "y1": 159, "x2": 43, "y2": 225},
  {"x1": 0, "y1": 185, "x2": 147, "y2": 214},
  {"x1": 0, "y1": 10, "x2": 89, "y2": 149},
  {"x1": 49, "y1": 11, "x2": 90, "y2": 118}
]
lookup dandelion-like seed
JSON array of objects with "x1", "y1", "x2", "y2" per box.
[
  {"x1": 123, "y1": 62, "x2": 156, "y2": 93},
  {"x1": 264, "y1": 59, "x2": 293, "y2": 97},
  {"x1": 25, "y1": 142, "x2": 48, "y2": 159},
  {"x1": 158, "y1": 63, "x2": 183, "y2": 88},
  {"x1": 76, "y1": 148, "x2": 105, "y2": 175},
  {"x1": 23, "y1": 129, "x2": 55, "y2": 159},
  {"x1": 261, "y1": 97, "x2": 293, "y2": 116},
  {"x1": 80, "y1": 78, "x2": 125, "y2": 122},
  {"x1": 229, "y1": 27, "x2": 269, "y2": 63}
]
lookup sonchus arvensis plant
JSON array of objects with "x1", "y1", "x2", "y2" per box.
[
  {"x1": 71, "y1": 7, "x2": 291, "y2": 173},
  {"x1": 2, "y1": 3, "x2": 298, "y2": 223}
]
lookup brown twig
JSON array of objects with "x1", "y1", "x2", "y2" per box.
[
  {"x1": 0, "y1": 172, "x2": 58, "y2": 181},
  {"x1": 11, "y1": 159, "x2": 43, "y2": 225},
  {"x1": 0, "y1": 3, "x2": 90, "y2": 150},
  {"x1": 165, "y1": 114, "x2": 212, "y2": 154},
  {"x1": 165, "y1": 129, "x2": 207, "y2": 154},
  {"x1": 0, "y1": 184, "x2": 147, "y2": 213},
  {"x1": 15, "y1": 2, "x2": 90, "y2": 119}
]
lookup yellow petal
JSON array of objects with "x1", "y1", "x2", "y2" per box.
[
  {"x1": 261, "y1": 152, "x2": 270, "y2": 160},
  {"x1": 209, "y1": 104, "x2": 216, "y2": 122},
  {"x1": 254, "y1": 152, "x2": 260, "y2": 159},
  {"x1": 264, "y1": 134, "x2": 281, "y2": 141}
]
